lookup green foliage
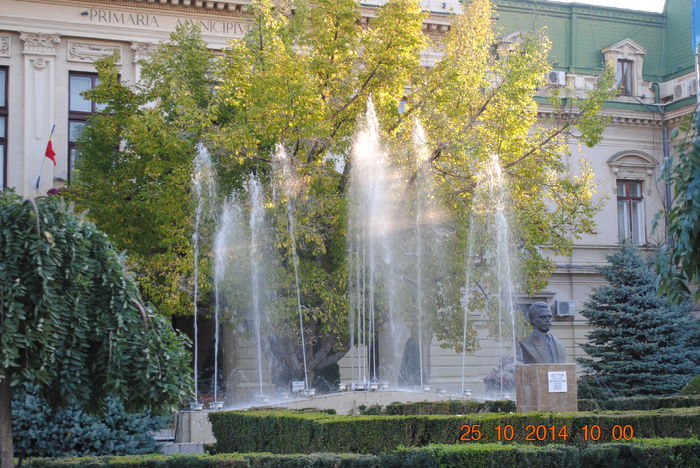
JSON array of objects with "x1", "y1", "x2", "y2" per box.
[
  {"x1": 577, "y1": 244, "x2": 700, "y2": 399},
  {"x1": 578, "y1": 395, "x2": 700, "y2": 412},
  {"x1": 0, "y1": 191, "x2": 191, "y2": 411},
  {"x1": 386, "y1": 439, "x2": 700, "y2": 468},
  {"x1": 208, "y1": 408, "x2": 700, "y2": 454},
  {"x1": 361, "y1": 396, "x2": 700, "y2": 414},
  {"x1": 73, "y1": 24, "x2": 217, "y2": 317},
  {"x1": 74, "y1": 0, "x2": 616, "y2": 376},
  {"x1": 682, "y1": 376, "x2": 700, "y2": 396},
  {"x1": 16, "y1": 439, "x2": 700, "y2": 467},
  {"x1": 12, "y1": 384, "x2": 165, "y2": 458},
  {"x1": 357, "y1": 400, "x2": 515, "y2": 415},
  {"x1": 657, "y1": 110, "x2": 700, "y2": 302},
  {"x1": 398, "y1": 0, "x2": 616, "y2": 349}
]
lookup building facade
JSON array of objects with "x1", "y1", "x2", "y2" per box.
[{"x1": 0, "y1": 0, "x2": 695, "y2": 396}]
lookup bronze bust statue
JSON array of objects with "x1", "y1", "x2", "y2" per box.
[{"x1": 518, "y1": 302, "x2": 565, "y2": 364}]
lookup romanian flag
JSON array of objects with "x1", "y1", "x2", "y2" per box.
[{"x1": 45, "y1": 124, "x2": 56, "y2": 166}]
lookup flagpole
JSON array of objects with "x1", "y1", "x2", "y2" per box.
[
  {"x1": 35, "y1": 123, "x2": 56, "y2": 191},
  {"x1": 34, "y1": 157, "x2": 47, "y2": 190}
]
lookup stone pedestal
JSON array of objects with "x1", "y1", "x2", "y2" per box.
[{"x1": 515, "y1": 363, "x2": 577, "y2": 412}]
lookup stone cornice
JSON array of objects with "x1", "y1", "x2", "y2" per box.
[
  {"x1": 34, "y1": 0, "x2": 249, "y2": 17},
  {"x1": 535, "y1": 108, "x2": 663, "y2": 128},
  {"x1": 494, "y1": 0, "x2": 664, "y2": 26},
  {"x1": 38, "y1": 0, "x2": 452, "y2": 36}
]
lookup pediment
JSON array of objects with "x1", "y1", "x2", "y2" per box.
[
  {"x1": 602, "y1": 38, "x2": 647, "y2": 57},
  {"x1": 607, "y1": 150, "x2": 657, "y2": 167},
  {"x1": 496, "y1": 30, "x2": 525, "y2": 58},
  {"x1": 498, "y1": 30, "x2": 525, "y2": 45}
]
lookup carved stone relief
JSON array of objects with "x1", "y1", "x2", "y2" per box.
[
  {"x1": 67, "y1": 41, "x2": 122, "y2": 64},
  {"x1": 607, "y1": 151, "x2": 658, "y2": 195},
  {"x1": 30, "y1": 56, "x2": 49, "y2": 70},
  {"x1": 0, "y1": 34, "x2": 10, "y2": 58},
  {"x1": 131, "y1": 42, "x2": 155, "y2": 63},
  {"x1": 19, "y1": 32, "x2": 60, "y2": 55}
]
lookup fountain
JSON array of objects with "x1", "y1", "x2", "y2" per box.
[
  {"x1": 347, "y1": 98, "x2": 404, "y2": 389},
  {"x1": 460, "y1": 153, "x2": 520, "y2": 398},
  {"x1": 211, "y1": 176, "x2": 277, "y2": 404},
  {"x1": 178, "y1": 107, "x2": 523, "y2": 443},
  {"x1": 412, "y1": 120, "x2": 444, "y2": 390},
  {"x1": 345, "y1": 103, "x2": 448, "y2": 391},
  {"x1": 273, "y1": 145, "x2": 310, "y2": 392},
  {"x1": 191, "y1": 144, "x2": 217, "y2": 405},
  {"x1": 192, "y1": 100, "x2": 519, "y2": 410}
]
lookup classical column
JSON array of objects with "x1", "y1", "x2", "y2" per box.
[
  {"x1": 20, "y1": 32, "x2": 60, "y2": 196},
  {"x1": 131, "y1": 42, "x2": 154, "y2": 83}
]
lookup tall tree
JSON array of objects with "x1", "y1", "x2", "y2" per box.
[
  {"x1": 0, "y1": 192, "x2": 192, "y2": 468},
  {"x1": 74, "y1": 24, "x2": 217, "y2": 317},
  {"x1": 657, "y1": 110, "x2": 700, "y2": 302},
  {"x1": 212, "y1": 0, "x2": 427, "y2": 385},
  {"x1": 74, "y1": 0, "x2": 614, "y2": 387},
  {"x1": 578, "y1": 244, "x2": 700, "y2": 399}
]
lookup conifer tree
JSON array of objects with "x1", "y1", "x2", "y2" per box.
[{"x1": 578, "y1": 244, "x2": 700, "y2": 399}]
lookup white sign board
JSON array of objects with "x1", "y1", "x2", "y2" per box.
[
  {"x1": 292, "y1": 380, "x2": 305, "y2": 392},
  {"x1": 548, "y1": 371, "x2": 567, "y2": 393}
]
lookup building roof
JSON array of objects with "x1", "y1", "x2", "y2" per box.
[{"x1": 494, "y1": 0, "x2": 692, "y2": 81}]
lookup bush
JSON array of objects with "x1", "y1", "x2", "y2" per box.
[
  {"x1": 682, "y1": 376, "x2": 700, "y2": 395},
  {"x1": 21, "y1": 439, "x2": 700, "y2": 467},
  {"x1": 363, "y1": 400, "x2": 515, "y2": 415},
  {"x1": 208, "y1": 408, "x2": 700, "y2": 454},
  {"x1": 578, "y1": 245, "x2": 700, "y2": 398},
  {"x1": 12, "y1": 384, "x2": 166, "y2": 458},
  {"x1": 578, "y1": 395, "x2": 700, "y2": 412}
]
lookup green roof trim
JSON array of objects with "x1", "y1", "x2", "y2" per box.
[
  {"x1": 492, "y1": 0, "x2": 692, "y2": 82},
  {"x1": 533, "y1": 95, "x2": 666, "y2": 114},
  {"x1": 662, "y1": 95, "x2": 697, "y2": 112}
]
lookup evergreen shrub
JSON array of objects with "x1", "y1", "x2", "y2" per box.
[
  {"x1": 682, "y1": 376, "x2": 700, "y2": 395},
  {"x1": 208, "y1": 408, "x2": 700, "y2": 454},
  {"x1": 578, "y1": 395, "x2": 700, "y2": 412},
  {"x1": 12, "y1": 384, "x2": 165, "y2": 458},
  {"x1": 578, "y1": 244, "x2": 700, "y2": 398},
  {"x1": 20, "y1": 439, "x2": 700, "y2": 467}
]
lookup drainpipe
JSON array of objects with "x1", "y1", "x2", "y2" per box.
[
  {"x1": 638, "y1": 85, "x2": 671, "y2": 245},
  {"x1": 651, "y1": 82, "x2": 661, "y2": 104},
  {"x1": 651, "y1": 82, "x2": 672, "y2": 245},
  {"x1": 662, "y1": 118, "x2": 672, "y2": 247}
]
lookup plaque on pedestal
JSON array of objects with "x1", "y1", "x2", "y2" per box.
[{"x1": 515, "y1": 363, "x2": 577, "y2": 412}]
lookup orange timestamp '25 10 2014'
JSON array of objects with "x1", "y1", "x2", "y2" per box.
[{"x1": 459, "y1": 424, "x2": 635, "y2": 442}]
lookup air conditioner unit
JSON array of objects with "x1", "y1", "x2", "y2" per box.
[
  {"x1": 673, "y1": 84, "x2": 683, "y2": 100},
  {"x1": 555, "y1": 300, "x2": 575, "y2": 317},
  {"x1": 546, "y1": 70, "x2": 566, "y2": 86}
]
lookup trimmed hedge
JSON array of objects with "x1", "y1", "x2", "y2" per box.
[
  {"x1": 357, "y1": 400, "x2": 516, "y2": 415},
  {"x1": 209, "y1": 408, "x2": 700, "y2": 454},
  {"x1": 356, "y1": 396, "x2": 700, "y2": 416},
  {"x1": 578, "y1": 396, "x2": 700, "y2": 412},
  {"x1": 20, "y1": 439, "x2": 700, "y2": 467}
]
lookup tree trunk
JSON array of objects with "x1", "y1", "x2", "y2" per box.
[{"x1": 0, "y1": 374, "x2": 14, "y2": 468}]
